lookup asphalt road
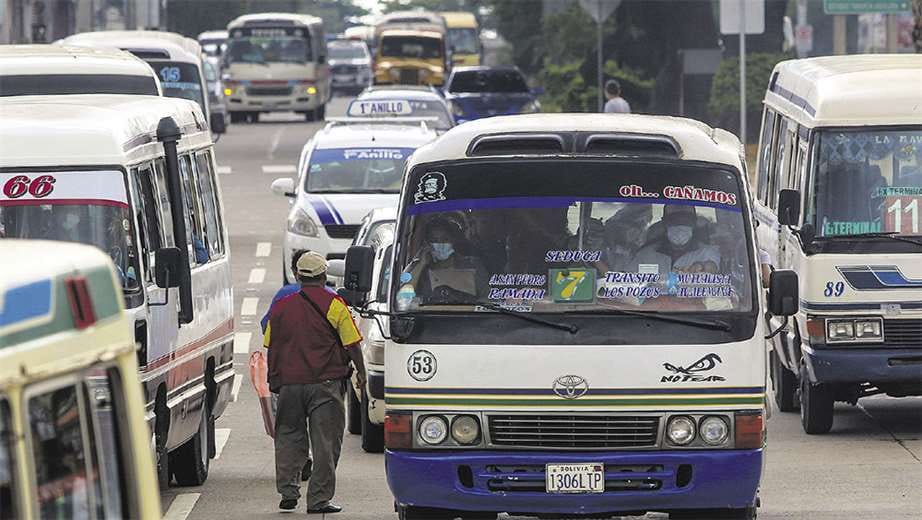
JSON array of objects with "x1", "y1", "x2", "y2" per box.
[{"x1": 159, "y1": 97, "x2": 922, "y2": 520}]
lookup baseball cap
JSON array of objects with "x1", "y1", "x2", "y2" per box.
[{"x1": 296, "y1": 251, "x2": 327, "y2": 277}]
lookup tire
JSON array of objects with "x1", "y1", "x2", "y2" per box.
[
  {"x1": 799, "y1": 362, "x2": 834, "y2": 434},
  {"x1": 316, "y1": 103, "x2": 326, "y2": 121},
  {"x1": 248, "y1": 112, "x2": 260, "y2": 123},
  {"x1": 347, "y1": 385, "x2": 361, "y2": 435},
  {"x1": 304, "y1": 110, "x2": 316, "y2": 122},
  {"x1": 154, "y1": 408, "x2": 170, "y2": 490},
  {"x1": 398, "y1": 505, "x2": 461, "y2": 520},
  {"x1": 771, "y1": 351, "x2": 798, "y2": 413},
  {"x1": 361, "y1": 389, "x2": 384, "y2": 453},
  {"x1": 671, "y1": 506, "x2": 756, "y2": 519},
  {"x1": 171, "y1": 400, "x2": 210, "y2": 486},
  {"x1": 230, "y1": 112, "x2": 246, "y2": 124}
]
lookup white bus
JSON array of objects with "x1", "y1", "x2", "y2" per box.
[
  {"x1": 224, "y1": 13, "x2": 331, "y2": 123},
  {"x1": 0, "y1": 44, "x2": 161, "y2": 97},
  {"x1": 59, "y1": 30, "x2": 219, "y2": 134},
  {"x1": 0, "y1": 94, "x2": 235, "y2": 489},
  {"x1": 754, "y1": 54, "x2": 922, "y2": 434},
  {"x1": 342, "y1": 114, "x2": 799, "y2": 520}
]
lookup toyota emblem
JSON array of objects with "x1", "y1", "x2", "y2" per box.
[{"x1": 552, "y1": 375, "x2": 589, "y2": 400}]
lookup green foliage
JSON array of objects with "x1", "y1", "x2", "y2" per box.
[
  {"x1": 708, "y1": 52, "x2": 791, "y2": 141},
  {"x1": 539, "y1": 59, "x2": 655, "y2": 113}
]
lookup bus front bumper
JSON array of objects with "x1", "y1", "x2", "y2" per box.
[
  {"x1": 805, "y1": 346, "x2": 922, "y2": 385},
  {"x1": 386, "y1": 449, "x2": 762, "y2": 515},
  {"x1": 228, "y1": 94, "x2": 320, "y2": 112}
]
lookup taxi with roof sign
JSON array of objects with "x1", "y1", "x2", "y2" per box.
[
  {"x1": 355, "y1": 86, "x2": 455, "y2": 133},
  {"x1": 270, "y1": 106, "x2": 438, "y2": 283}
]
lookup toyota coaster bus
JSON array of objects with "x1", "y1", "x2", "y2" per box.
[
  {"x1": 342, "y1": 114, "x2": 799, "y2": 519},
  {"x1": 754, "y1": 54, "x2": 922, "y2": 434}
]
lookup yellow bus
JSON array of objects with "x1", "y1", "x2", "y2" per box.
[
  {"x1": 0, "y1": 240, "x2": 160, "y2": 519},
  {"x1": 440, "y1": 11, "x2": 480, "y2": 66},
  {"x1": 374, "y1": 11, "x2": 448, "y2": 86}
]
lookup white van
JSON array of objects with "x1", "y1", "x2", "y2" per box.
[
  {"x1": 0, "y1": 44, "x2": 161, "y2": 96},
  {"x1": 0, "y1": 94, "x2": 234, "y2": 489},
  {"x1": 754, "y1": 54, "x2": 922, "y2": 434}
]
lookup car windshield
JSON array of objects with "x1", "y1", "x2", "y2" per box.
[
  {"x1": 449, "y1": 69, "x2": 528, "y2": 93},
  {"x1": 329, "y1": 44, "x2": 367, "y2": 60},
  {"x1": 227, "y1": 32, "x2": 313, "y2": 64},
  {"x1": 448, "y1": 28, "x2": 479, "y2": 55},
  {"x1": 0, "y1": 170, "x2": 141, "y2": 293},
  {"x1": 394, "y1": 160, "x2": 754, "y2": 314},
  {"x1": 380, "y1": 36, "x2": 442, "y2": 59},
  {"x1": 305, "y1": 148, "x2": 415, "y2": 194},
  {"x1": 150, "y1": 61, "x2": 206, "y2": 113},
  {"x1": 808, "y1": 128, "x2": 922, "y2": 238},
  {"x1": 200, "y1": 39, "x2": 225, "y2": 57}
]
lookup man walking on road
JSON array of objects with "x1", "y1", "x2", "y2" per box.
[
  {"x1": 263, "y1": 251, "x2": 367, "y2": 514},
  {"x1": 603, "y1": 79, "x2": 631, "y2": 114}
]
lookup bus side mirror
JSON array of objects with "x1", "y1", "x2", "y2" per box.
[
  {"x1": 778, "y1": 189, "x2": 801, "y2": 226},
  {"x1": 154, "y1": 247, "x2": 182, "y2": 288},
  {"x1": 768, "y1": 270, "x2": 799, "y2": 317},
  {"x1": 344, "y1": 245, "x2": 374, "y2": 294}
]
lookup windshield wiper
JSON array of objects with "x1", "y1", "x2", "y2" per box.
[
  {"x1": 818, "y1": 231, "x2": 922, "y2": 247},
  {"x1": 475, "y1": 301, "x2": 579, "y2": 334},
  {"x1": 567, "y1": 308, "x2": 731, "y2": 331}
]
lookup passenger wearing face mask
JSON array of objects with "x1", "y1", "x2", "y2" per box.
[
  {"x1": 401, "y1": 217, "x2": 489, "y2": 304},
  {"x1": 631, "y1": 205, "x2": 720, "y2": 275}
]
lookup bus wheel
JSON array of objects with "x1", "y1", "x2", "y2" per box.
[
  {"x1": 230, "y1": 112, "x2": 246, "y2": 124},
  {"x1": 316, "y1": 104, "x2": 326, "y2": 121},
  {"x1": 398, "y1": 505, "x2": 462, "y2": 520},
  {"x1": 172, "y1": 400, "x2": 211, "y2": 485},
  {"x1": 347, "y1": 385, "x2": 361, "y2": 435},
  {"x1": 799, "y1": 363, "x2": 834, "y2": 434},
  {"x1": 248, "y1": 112, "x2": 260, "y2": 123},
  {"x1": 771, "y1": 351, "x2": 798, "y2": 412},
  {"x1": 361, "y1": 389, "x2": 384, "y2": 453}
]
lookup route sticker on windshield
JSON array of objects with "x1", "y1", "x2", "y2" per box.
[
  {"x1": 550, "y1": 268, "x2": 596, "y2": 303},
  {"x1": 414, "y1": 172, "x2": 447, "y2": 204},
  {"x1": 407, "y1": 350, "x2": 437, "y2": 381}
]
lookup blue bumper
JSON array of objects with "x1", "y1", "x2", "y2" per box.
[
  {"x1": 386, "y1": 449, "x2": 762, "y2": 515},
  {"x1": 805, "y1": 346, "x2": 922, "y2": 385}
]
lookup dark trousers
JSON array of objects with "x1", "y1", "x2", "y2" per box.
[{"x1": 274, "y1": 380, "x2": 345, "y2": 507}]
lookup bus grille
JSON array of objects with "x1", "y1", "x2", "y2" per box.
[
  {"x1": 883, "y1": 319, "x2": 922, "y2": 346},
  {"x1": 398, "y1": 68, "x2": 420, "y2": 84},
  {"x1": 488, "y1": 414, "x2": 659, "y2": 449},
  {"x1": 324, "y1": 224, "x2": 361, "y2": 240},
  {"x1": 332, "y1": 64, "x2": 358, "y2": 74},
  {"x1": 247, "y1": 86, "x2": 292, "y2": 96}
]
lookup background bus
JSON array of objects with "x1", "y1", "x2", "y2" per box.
[
  {"x1": 224, "y1": 13, "x2": 331, "y2": 123},
  {"x1": 440, "y1": 11, "x2": 480, "y2": 66},
  {"x1": 373, "y1": 11, "x2": 448, "y2": 87}
]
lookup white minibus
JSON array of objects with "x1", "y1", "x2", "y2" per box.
[
  {"x1": 0, "y1": 94, "x2": 235, "y2": 489},
  {"x1": 754, "y1": 54, "x2": 922, "y2": 434},
  {"x1": 342, "y1": 114, "x2": 799, "y2": 520},
  {"x1": 224, "y1": 13, "x2": 331, "y2": 122}
]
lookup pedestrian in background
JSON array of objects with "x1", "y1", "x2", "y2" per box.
[
  {"x1": 603, "y1": 79, "x2": 631, "y2": 114},
  {"x1": 262, "y1": 251, "x2": 367, "y2": 514}
]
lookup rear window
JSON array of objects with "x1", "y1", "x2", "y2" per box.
[
  {"x1": 449, "y1": 69, "x2": 528, "y2": 94},
  {"x1": 0, "y1": 74, "x2": 158, "y2": 97}
]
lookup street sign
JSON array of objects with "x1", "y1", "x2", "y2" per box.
[
  {"x1": 578, "y1": 0, "x2": 621, "y2": 23},
  {"x1": 720, "y1": 0, "x2": 766, "y2": 34},
  {"x1": 823, "y1": 0, "x2": 911, "y2": 14}
]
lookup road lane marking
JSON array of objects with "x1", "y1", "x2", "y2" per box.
[
  {"x1": 163, "y1": 493, "x2": 200, "y2": 520},
  {"x1": 262, "y1": 165, "x2": 297, "y2": 175},
  {"x1": 240, "y1": 297, "x2": 259, "y2": 316},
  {"x1": 216, "y1": 165, "x2": 232, "y2": 175},
  {"x1": 231, "y1": 374, "x2": 243, "y2": 402},
  {"x1": 269, "y1": 127, "x2": 284, "y2": 159},
  {"x1": 248, "y1": 267, "x2": 267, "y2": 284},
  {"x1": 233, "y1": 332, "x2": 252, "y2": 354},
  {"x1": 255, "y1": 242, "x2": 272, "y2": 257},
  {"x1": 214, "y1": 428, "x2": 231, "y2": 460}
]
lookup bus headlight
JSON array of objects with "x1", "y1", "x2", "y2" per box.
[
  {"x1": 855, "y1": 319, "x2": 883, "y2": 341},
  {"x1": 450, "y1": 415, "x2": 480, "y2": 445},
  {"x1": 826, "y1": 319, "x2": 855, "y2": 341},
  {"x1": 699, "y1": 416, "x2": 730, "y2": 446},
  {"x1": 666, "y1": 416, "x2": 696, "y2": 446},
  {"x1": 287, "y1": 209, "x2": 319, "y2": 237},
  {"x1": 306, "y1": 85, "x2": 317, "y2": 95},
  {"x1": 419, "y1": 415, "x2": 448, "y2": 445}
]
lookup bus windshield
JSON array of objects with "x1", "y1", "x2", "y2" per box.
[
  {"x1": 447, "y1": 28, "x2": 478, "y2": 55},
  {"x1": 305, "y1": 148, "x2": 415, "y2": 194},
  {"x1": 150, "y1": 61, "x2": 206, "y2": 113},
  {"x1": 395, "y1": 160, "x2": 754, "y2": 314},
  {"x1": 809, "y1": 128, "x2": 922, "y2": 238},
  {"x1": 227, "y1": 29, "x2": 313, "y2": 65},
  {"x1": 0, "y1": 171, "x2": 141, "y2": 294},
  {"x1": 380, "y1": 36, "x2": 442, "y2": 59}
]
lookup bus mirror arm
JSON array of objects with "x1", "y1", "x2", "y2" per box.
[
  {"x1": 765, "y1": 315, "x2": 788, "y2": 340},
  {"x1": 157, "y1": 116, "x2": 194, "y2": 325}
]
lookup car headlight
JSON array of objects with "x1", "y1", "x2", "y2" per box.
[
  {"x1": 699, "y1": 416, "x2": 730, "y2": 446},
  {"x1": 388, "y1": 68, "x2": 400, "y2": 79},
  {"x1": 666, "y1": 416, "x2": 696, "y2": 446},
  {"x1": 522, "y1": 99, "x2": 541, "y2": 113},
  {"x1": 450, "y1": 415, "x2": 480, "y2": 445},
  {"x1": 418, "y1": 415, "x2": 448, "y2": 445},
  {"x1": 366, "y1": 338, "x2": 385, "y2": 365},
  {"x1": 287, "y1": 208, "x2": 319, "y2": 237}
]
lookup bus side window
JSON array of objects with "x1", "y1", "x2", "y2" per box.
[
  {"x1": 769, "y1": 117, "x2": 790, "y2": 210},
  {"x1": 179, "y1": 154, "x2": 208, "y2": 266},
  {"x1": 756, "y1": 109, "x2": 776, "y2": 205},
  {"x1": 193, "y1": 151, "x2": 225, "y2": 259},
  {"x1": 82, "y1": 369, "x2": 130, "y2": 518},
  {"x1": 0, "y1": 398, "x2": 16, "y2": 520},
  {"x1": 782, "y1": 124, "x2": 800, "y2": 190},
  {"x1": 153, "y1": 160, "x2": 176, "y2": 248},
  {"x1": 131, "y1": 164, "x2": 164, "y2": 283}
]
